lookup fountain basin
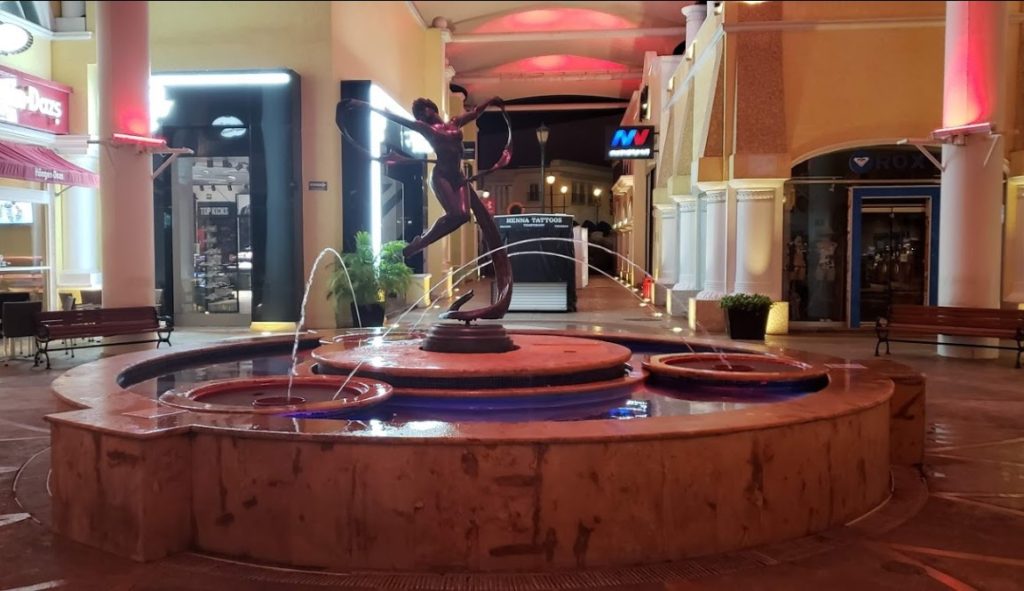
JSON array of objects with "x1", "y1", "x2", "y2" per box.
[
  {"x1": 45, "y1": 331, "x2": 894, "y2": 573},
  {"x1": 644, "y1": 352, "x2": 830, "y2": 391},
  {"x1": 158, "y1": 375, "x2": 392, "y2": 417}
]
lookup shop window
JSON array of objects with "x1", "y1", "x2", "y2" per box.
[
  {"x1": 572, "y1": 182, "x2": 585, "y2": 204},
  {"x1": 783, "y1": 184, "x2": 848, "y2": 322},
  {"x1": 528, "y1": 183, "x2": 540, "y2": 202},
  {"x1": 171, "y1": 157, "x2": 251, "y2": 317},
  {"x1": 0, "y1": 199, "x2": 48, "y2": 301}
]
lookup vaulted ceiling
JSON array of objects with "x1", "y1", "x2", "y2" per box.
[{"x1": 410, "y1": 1, "x2": 692, "y2": 104}]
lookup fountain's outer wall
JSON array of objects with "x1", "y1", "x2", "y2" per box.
[{"x1": 50, "y1": 404, "x2": 889, "y2": 571}]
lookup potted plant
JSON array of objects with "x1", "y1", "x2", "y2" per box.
[
  {"x1": 327, "y1": 231, "x2": 412, "y2": 328},
  {"x1": 719, "y1": 293, "x2": 773, "y2": 340}
]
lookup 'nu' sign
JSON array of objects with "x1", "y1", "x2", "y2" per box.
[{"x1": 606, "y1": 125, "x2": 655, "y2": 159}]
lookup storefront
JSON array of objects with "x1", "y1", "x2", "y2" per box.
[
  {"x1": 0, "y1": 65, "x2": 95, "y2": 311},
  {"x1": 784, "y1": 146, "x2": 942, "y2": 328},
  {"x1": 151, "y1": 70, "x2": 303, "y2": 328}
]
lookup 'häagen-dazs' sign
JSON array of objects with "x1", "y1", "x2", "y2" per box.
[
  {"x1": 0, "y1": 65, "x2": 71, "y2": 135},
  {"x1": 606, "y1": 125, "x2": 655, "y2": 159}
]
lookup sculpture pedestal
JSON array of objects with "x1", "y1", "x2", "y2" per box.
[{"x1": 421, "y1": 322, "x2": 517, "y2": 353}]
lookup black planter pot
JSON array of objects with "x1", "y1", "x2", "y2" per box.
[
  {"x1": 350, "y1": 302, "x2": 385, "y2": 328},
  {"x1": 725, "y1": 307, "x2": 770, "y2": 340}
]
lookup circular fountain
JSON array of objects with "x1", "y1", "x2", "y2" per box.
[
  {"x1": 158, "y1": 375, "x2": 392, "y2": 416},
  {"x1": 46, "y1": 328, "x2": 896, "y2": 574},
  {"x1": 644, "y1": 352, "x2": 830, "y2": 391},
  {"x1": 312, "y1": 331, "x2": 642, "y2": 410}
]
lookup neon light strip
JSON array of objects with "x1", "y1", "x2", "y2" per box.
[
  {"x1": 112, "y1": 133, "x2": 167, "y2": 147},
  {"x1": 151, "y1": 72, "x2": 292, "y2": 87}
]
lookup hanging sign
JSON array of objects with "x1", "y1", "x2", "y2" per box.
[
  {"x1": 0, "y1": 65, "x2": 71, "y2": 135},
  {"x1": 605, "y1": 125, "x2": 655, "y2": 159}
]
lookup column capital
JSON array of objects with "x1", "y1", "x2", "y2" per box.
[
  {"x1": 727, "y1": 177, "x2": 787, "y2": 191},
  {"x1": 700, "y1": 190, "x2": 726, "y2": 204},
  {"x1": 671, "y1": 194, "x2": 697, "y2": 206},
  {"x1": 653, "y1": 203, "x2": 677, "y2": 218},
  {"x1": 736, "y1": 188, "x2": 776, "y2": 202}
]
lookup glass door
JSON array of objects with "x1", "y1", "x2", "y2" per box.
[
  {"x1": 170, "y1": 156, "x2": 251, "y2": 326},
  {"x1": 857, "y1": 203, "x2": 929, "y2": 324}
]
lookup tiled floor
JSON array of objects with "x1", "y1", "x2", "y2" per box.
[{"x1": 2, "y1": 278, "x2": 1023, "y2": 590}]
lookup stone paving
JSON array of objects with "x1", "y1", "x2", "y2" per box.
[{"x1": 1, "y1": 278, "x2": 1023, "y2": 590}]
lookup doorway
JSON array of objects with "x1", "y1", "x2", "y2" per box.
[{"x1": 850, "y1": 186, "x2": 939, "y2": 327}]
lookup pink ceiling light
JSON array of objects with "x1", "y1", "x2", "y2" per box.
[
  {"x1": 493, "y1": 55, "x2": 630, "y2": 74},
  {"x1": 473, "y1": 8, "x2": 635, "y2": 33}
]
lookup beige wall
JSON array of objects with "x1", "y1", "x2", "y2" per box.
[{"x1": 782, "y1": 27, "x2": 945, "y2": 165}]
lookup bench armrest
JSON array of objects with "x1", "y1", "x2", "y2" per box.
[
  {"x1": 158, "y1": 315, "x2": 174, "y2": 329},
  {"x1": 875, "y1": 317, "x2": 889, "y2": 329}
]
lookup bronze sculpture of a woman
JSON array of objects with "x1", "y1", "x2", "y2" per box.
[{"x1": 336, "y1": 96, "x2": 513, "y2": 324}]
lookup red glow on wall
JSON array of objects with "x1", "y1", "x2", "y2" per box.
[
  {"x1": 118, "y1": 111, "x2": 150, "y2": 136},
  {"x1": 493, "y1": 55, "x2": 630, "y2": 74},
  {"x1": 473, "y1": 9, "x2": 634, "y2": 33}
]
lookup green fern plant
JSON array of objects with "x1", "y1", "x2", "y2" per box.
[{"x1": 326, "y1": 231, "x2": 412, "y2": 310}]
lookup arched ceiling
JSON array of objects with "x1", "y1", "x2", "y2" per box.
[{"x1": 411, "y1": 1, "x2": 692, "y2": 103}]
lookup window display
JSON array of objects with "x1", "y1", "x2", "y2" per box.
[{"x1": 175, "y1": 157, "x2": 251, "y2": 316}]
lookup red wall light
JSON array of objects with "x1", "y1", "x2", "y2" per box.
[{"x1": 111, "y1": 133, "x2": 167, "y2": 148}]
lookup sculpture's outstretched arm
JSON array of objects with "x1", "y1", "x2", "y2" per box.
[
  {"x1": 336, "y1": 99, "x2": 435, "y2": 140},
  {"x1": 451, "y1": 96, "x2": 504, "y2": 128}
]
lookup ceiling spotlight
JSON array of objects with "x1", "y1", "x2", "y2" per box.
[{"x1": 0, "y1": 21, "x2": 33, "y2": 56}]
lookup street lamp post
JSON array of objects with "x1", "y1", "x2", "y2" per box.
[
  {"x1": 593, "y1": 187, "x2": 602, "y2": 221},
  {"x1": 546, "y1": 174, "x2": 556, "y2": 213},
  {"x1": 560, "y1": 185, "x2": 568, "y2": 214},
  {"x1": 535, "y1": 123, "x2": 549, "y2": 212}
]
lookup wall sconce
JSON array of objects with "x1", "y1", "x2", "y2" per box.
[{"x1": 0, "y1": 21, "x2": 33, "y2": 55}]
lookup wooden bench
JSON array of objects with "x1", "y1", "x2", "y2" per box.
[
  {"x1": 35, "y1": 306, "x2": 173, "y2": 369},
  {"x1": 875, "y1": 304, "x2": 1024, "y2": 368}
]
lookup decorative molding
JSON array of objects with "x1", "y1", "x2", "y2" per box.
[
  {"x1": 701, "y1": 190, "x2": 726, "y2": 204},
  {"x1": 736, "y1": 189, "x2": 776, "y2": 202}
]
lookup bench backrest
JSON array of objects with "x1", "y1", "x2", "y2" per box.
[
  {"x1": 889, "y1": 305, "x2": 1024, "y2": 331},
  {"x1": 36, "y1": 306, "x2": 159, "y2": 329}
]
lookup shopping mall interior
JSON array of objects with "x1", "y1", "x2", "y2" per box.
[{"x1": 1, "y1": 1, "x2": 1024, "y2": 589}]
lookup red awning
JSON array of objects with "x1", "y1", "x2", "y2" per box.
[{"x1": 0, "y1": 140, "x2": 99, "y2": 188}]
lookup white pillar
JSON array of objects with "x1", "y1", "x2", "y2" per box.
[
  {"x1": 97, "y1": 0, "x2": 154, "y2": 308},
  {"x1": 732, "y1": 183, "x2": 784, "y2": 300},
  {"x1": 696, "y1": 187, "x2": 727, "y2": 299},
  {"x1": 937, "y1": 1, "x2": 1007, "y2": 359},
  {"x1": 682, "y1": 3, "x2": 708, "y2": 50},
  {"x1": 670, "y1": 195, "x2": 698, "y2": 316},
  {"x1": 651, "y1": 202, "x2": 675, "y2": 286},
  {"x1": 60, "y1": 153, "x2": 101, "y2": 286}
]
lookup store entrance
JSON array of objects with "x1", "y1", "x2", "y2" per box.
[
  {"x1": 850, "y1": 187, "x2": 939, "y2": 327},
  {"x1": 169, "y1": 156, "x2": 252, "y2": 327}
]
